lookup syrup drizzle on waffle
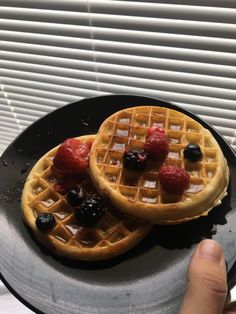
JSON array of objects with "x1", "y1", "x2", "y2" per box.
[
  {"x1": 93, "y1": 106, "x2": 219, "y2": 205},
  {"x1": 22, "y1": 135, "x2": 151, "y2": 260}
]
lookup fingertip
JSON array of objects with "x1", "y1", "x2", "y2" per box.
[
  {"x1": 190, "y1": 239, "x2": 227, "y2": 281},
  {"x1": 180, "y1": 240, "x2": 227, "y2": 314},
  {"x1": 195, "y1": 239, "x2": 223, "y2": 261}
]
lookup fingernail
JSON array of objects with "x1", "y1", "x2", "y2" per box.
[{"x1": 198, "y1": 240, "x2": 222, "y2": 262}]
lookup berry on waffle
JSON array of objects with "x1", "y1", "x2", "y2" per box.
[
  {"x1": 21, "y1": 135, "x2": 152, "y2": 261},
  {"x1": 89, "y1": 106, "x2": 229, "y2": 224}
]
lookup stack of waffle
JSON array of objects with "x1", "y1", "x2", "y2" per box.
[{"x1": 22, "y1": 106, "x2": 229, "y2": 261}]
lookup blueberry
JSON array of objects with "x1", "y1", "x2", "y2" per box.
[
  {"x1": 67, "y1": 187, "x2": 85, "y2": 207},
  {"x1": 75, "y1": 196, "x2": 106, "y2": 226},
  {"x1": 183, "y1": 144, "x2": 202, "y2": 162},
  {"x1": 123, "y1": 149, "x2": 148, "y2": 171},
  {"x1": 36, "y1": 213, "x2": 56, "y2": 231}
]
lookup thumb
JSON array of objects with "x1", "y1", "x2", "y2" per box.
[{"x1": 179, "y1": 239, "x2": 228, "y2": 314}]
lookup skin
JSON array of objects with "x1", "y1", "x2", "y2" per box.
[{"x1": 179, "y1": 239, "x2": 236, "y2": 314}]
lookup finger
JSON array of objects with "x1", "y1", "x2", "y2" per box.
[
  {"x1": 179, "y1": 239, "x2": 228, "y2": 314},
  {"x1": 224, "y1": 303, "x2": 236, "y2": 313}
]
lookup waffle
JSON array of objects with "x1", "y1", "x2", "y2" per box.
[
  {"x1": 21, "y1": 135, "x2": 152, "y2": 261},
  {"x1": 89, "y1": 106, "x2": 229, "y2": 224}
]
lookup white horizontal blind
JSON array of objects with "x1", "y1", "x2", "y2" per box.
[{"x1": 0, "y1": 0, "x2": 236, "y2": 155}]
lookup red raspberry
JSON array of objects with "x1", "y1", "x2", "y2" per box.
[
  {"x1": 53, "y1": 138, "x2": 92, "y2": 175},
  {"x1": 147, "y1": 127, "x2": 165, "y2": 138},
  {"x1": 144, "y1": 128, "x2": 169, "y2": 160},
  {"x1": 159, "y1": 165, "x2": 190, "y2": 194},
  {"x1": 53, "y1": 177, "x2": 78, "y2": 194}
]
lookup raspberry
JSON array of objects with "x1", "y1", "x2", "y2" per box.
[
  {"x1": 144, "y1": 128, "x2": 169, "y2": 160},
  {"x1": 53, "y1": 138, "x2": 92, "y2": 175},
  {"x1": 123, "y1": 149, "x2": 148, "y2": 171},
  {"x1": 53, "y1": 177, "x2": 78, "y2": 194},
  {"x1": 147, "y1": 127, "x2": 165, "y2": 138},
  {"x1": 159, "y1": 165, "x2": 190, "y2": 194}
]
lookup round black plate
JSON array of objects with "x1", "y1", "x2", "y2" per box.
[{"x1": 1, "y1": 95, "x2": 236, "y2": 314}]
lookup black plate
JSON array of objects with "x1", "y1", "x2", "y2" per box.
[{"x1": 1, "y1": 95, "x2": 236, "y2": 314}]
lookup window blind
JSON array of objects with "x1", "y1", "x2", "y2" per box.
[{"x1": 0, "y1": 0, "x2": 236, "y2": 155}]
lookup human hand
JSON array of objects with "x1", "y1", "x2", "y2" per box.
[{"x1": 179, "y1": 239, "x2": 236, "y2": 314}]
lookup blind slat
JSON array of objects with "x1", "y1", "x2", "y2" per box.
[
  {"x1": 0, "y1": 108, "x2": 40, "y2": 122},
  {"x1": 1, "y1": 35, "x2": 236, "y2": 67},
  {"x1": 1, "y1": 84, "x2": 75, "y2": 104},
  {"x1": 1, "y1": 12, "x2": 236, "y2": 39},
  {"x1": 2, "y1": 59, "x2": 236, "y2": 102},
  {"x1": 1, "y1": 50, "x2": 235, "y2": 89},
  {"x1": 0, "y1": 104, "x2": 47, "y2": 118},
  {"x1": 1, "y1": 25, "x2": 236, "y2": 54}
]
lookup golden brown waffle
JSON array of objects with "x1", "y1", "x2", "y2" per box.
[
  {"x1": 89, "y1": 106, "x2": 229, "y2": 224},
  {"x1": 21, "y1": 135, "x2": 152, "y2": 261}
]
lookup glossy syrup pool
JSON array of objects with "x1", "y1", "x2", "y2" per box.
[
  {"x1": 78, "y1": 230, "x2": 101, "y2": 247},
  {"x1": 112, "y1": 142, "x2": 126, "y2": 151},
  {"x1": 118, "y1": 117, "x2": 130, "y2": 124},
  {"x1": 152, "y1": 122, "x2": 164, "y2": 128},
  {"x1": 32, "y1": 185, "x2": 44, "y2": 195},
  {"x1": 54, "y1": 212, "x2": 69, "y2": 219},
  {"x1": 170, "y1": 124, "x2": 181, "y2": 131},
  {"x1": 116, "y1": 129, "x2": 129, "y2": 137},
  {"x1": 141, "y1": 196, "x2": 157, "y2": 204},
  {"x1": 133, "y1": 134, "x2": 142, "y2": 140},
  {"x1": 170, "y1": 138, "x2": 180, "y2": 144},
  {"x1": 65, "y1": 224, "x2": 80, "y2": 236},
  {"x1": 105, "y1": 174, "x2": 118, "y2": 183},
  {"x1": 40, "y1": 197, "x2": 57, "y2": 208},
  {"x1": 109, "y1": 158, "x2": 121, "y2": 166},
  {"x1": 143, "y1": 179, "x2": 157, "y2": 189},
  {"x1": 207, "y1": 171, "x2": 215, "y2": 178},
  {"x1": 187, "y1": 184, "x2": 204, "y2": 194},
  {"x1": 140, "y1": 190, "x2": 158, "y2": 204},
  {"x1": 97, "y1": 156, "x2": 104, "y2": 164},
  {"x1": 167, "y1": 152, "x2": 180, "y2": 159},
  {"x1": 189, "y1": 170, "x2": 199, "y2": 177},
  {"x1": 54, "y1": 235, "x2": 67, "y2": 243}
]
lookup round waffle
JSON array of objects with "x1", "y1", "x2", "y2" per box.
[
  {"x1": 21, "y1": 135, "x2": 152, "y2": 261},
  {"x1": 89, "y1": 106, "x2": 229, "y2": 224}
]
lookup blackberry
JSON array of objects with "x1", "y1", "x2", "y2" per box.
[
  {"x1": 36, "y1": 213, "x2": 56, "y2": 231},
  {"x1": 183, "y1": 144, "x2": 202, "y2": 162},
  {"x1": 66, "y1": 187, "x2": 85, "y2": 207},
  {"x1": 75, "y1": 196, "x2": 106, "y2": 226},
  {"x1": 123, "y1": 149, "x2": 148, "y2": 171}
]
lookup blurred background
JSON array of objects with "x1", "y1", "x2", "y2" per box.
[{"x1": 0, "y1": 1, "x2": 236, "y2": 313}]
